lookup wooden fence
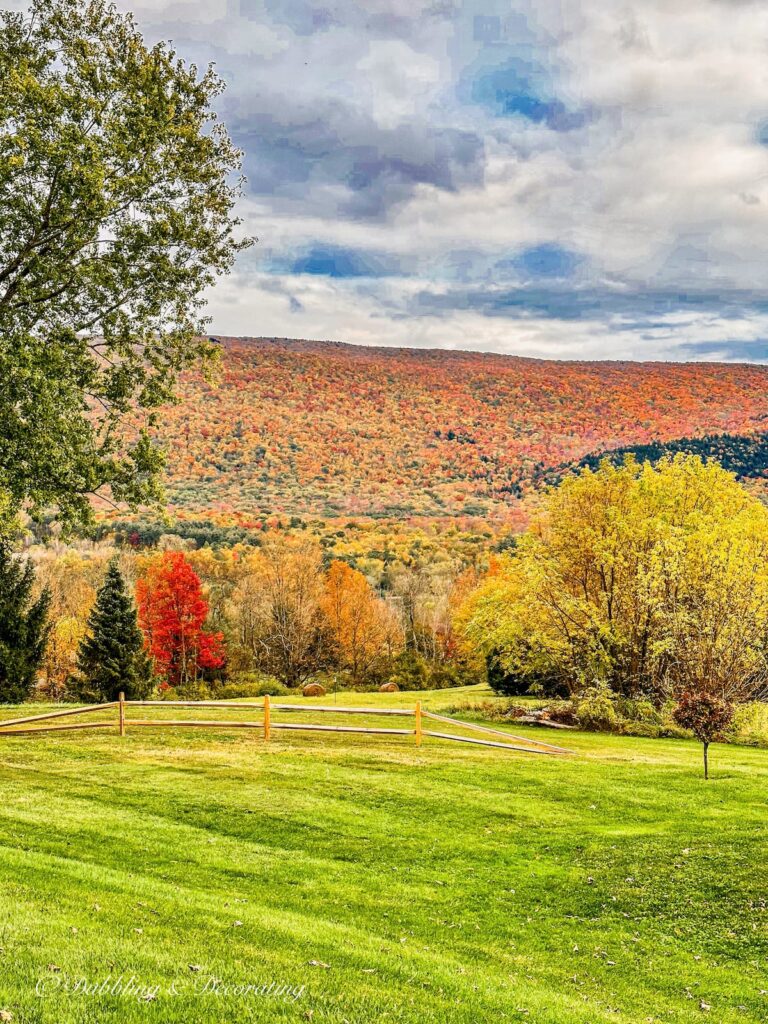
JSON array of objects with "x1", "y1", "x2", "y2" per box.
[{"x1": 0, "y1": 695, "x2": 574, "y2": 757}]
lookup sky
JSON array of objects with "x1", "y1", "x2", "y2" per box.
[{"x1": 119, "y1": 1, "x2": 768, "y2": 359}]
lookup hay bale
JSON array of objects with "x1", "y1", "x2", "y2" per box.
[
  {"x1": 302, "y1": 682, "x2": 326, "y2": 697},
  {"x1": 379, "y1": 681, "x2": 400, "y2": 693}
]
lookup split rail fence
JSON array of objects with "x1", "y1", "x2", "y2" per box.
[{"x1": 0, "y1": 695, "x2": 574, "y2": 757}]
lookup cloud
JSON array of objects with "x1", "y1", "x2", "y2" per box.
[{"x1": 111, "y1": 0, "x2": 768, "y2": 361}]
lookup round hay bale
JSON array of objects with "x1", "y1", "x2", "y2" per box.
[
  {"x1": 379, "y1": 681, "x2": 400, "y2": 693},
  {"x1": 302, "y1": 682, "x2": 327, "y2": 697}
]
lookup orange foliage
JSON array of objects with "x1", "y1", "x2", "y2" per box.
[
  {"x1": 321, "y1": 560, "x2": 402, "y2": 682},
  {"x1": 139, "y1": 338, "x2": 768, "y2": 521}
]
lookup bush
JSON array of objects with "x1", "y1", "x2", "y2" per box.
[
  {"x1": 730, "y1": 702, "x2": 768, "y2": 745},
  {"x1": 575, "y1": 685, "x2": 619, "y2": 732},
  {"x1": 658, "y1": 724, "x2": 692, "y2": 740},
  {"x1": 174, "y1": 680, "x2": 214, "y2": 701},
  {"x1": 485, "y1": 652, "x2": 569, "y2": 699},
  {"x1": 214, "y1": 680, "x2": 289, "y2": 699},
  {"x1": 620, "y1": 721, "x2": 661, "y2": 739},
  {"x1": 615, "y1": 696, "x2": 663, "y2": 724},
  {"x1": 443, "y1": 699, "x2": 545, "y2": 723},
  {"x1": 384, "y1": 652, "x2": 475, "y2": 692}
]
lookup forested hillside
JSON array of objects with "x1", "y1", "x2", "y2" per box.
[
  {"x1": 535, "y1": 432, "x2": 768, "y2": 489},
  {"x1": 150, "y1": 337, "x2": 768, "y2": 519}
]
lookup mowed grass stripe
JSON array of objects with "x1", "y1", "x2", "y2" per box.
[{"x1": 0, "y1": 695, "x2": 766, "y2": 1022}]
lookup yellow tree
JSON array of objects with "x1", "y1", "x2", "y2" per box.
[
  {"x1": 42, "y1": 616, "x2": 85, "y2": 698},
  {"x1": 321, "y1": 561, "x2": 402, "y2": 683},
  {"x1": 457, "y1": 455, "x2": 768, "y2": 700},
  {"x1": 230, "y1": 537, "x2": 330, "y2": 687}
]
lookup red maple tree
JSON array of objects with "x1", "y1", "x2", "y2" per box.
[{"x1": 136, "y1": 552, "x2": 225, "y2": 687}]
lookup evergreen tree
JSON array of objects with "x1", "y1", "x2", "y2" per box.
[
  {"x1": 76, "y1": 561, "x2": 153, "y2": 703},
  {"x1": 0, "y1": 544, "x2": 50, "y2": 704}
]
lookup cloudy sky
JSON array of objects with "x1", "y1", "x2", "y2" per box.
[{"x1": 119, "y1": 0, "x2": 768, "y2": 360}]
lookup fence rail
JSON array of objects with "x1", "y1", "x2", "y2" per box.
[{"x1": 0, "y1": 694, "x2": 574, "y2": 757}]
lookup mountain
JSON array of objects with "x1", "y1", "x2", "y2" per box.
[{"x1": 152, "y1": 337, "x2": 768, "y2": 520}]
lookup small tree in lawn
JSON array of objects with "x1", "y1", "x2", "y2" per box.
[
  {"x1": 76, "y1": 560, "x2": 153, "y2": 702},
  {"x1": 0, "y1": 543, "x2": 50, "y2": 703},
  {"x1": 673, "y1": 690, "x2": 735, "y2": 780},
  {"x1": 136, "y1": 552, "x2": 225, "y2": 688}
]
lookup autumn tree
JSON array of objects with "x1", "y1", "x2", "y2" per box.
[
  {"x1": 136, "y1": 551, "x2": 224, "y2": 688},
  {"x1": 0, "y1": 543, "x2": 50, "y2": 703},
  {"x1": 321, "y1": 561, "x2": 402, "y2": 683},
  {"x1": 76, "y1": 560, "x2": 152, "y2": 701},
  {"x1": 43, "y1": 616, "x2": 85, "y2": 699},
  {"x1": 0, "y1": 0, "x2": 250, "y2": 523},
  {"x1": 33, "y1": 551, "x2": 101, "y2": 622},
  {"x1": 458, "y1": 456, "x2": 768, "y2": 701},
  {"x1": 230, "y1": 537, "x2": 330, "y2": 687},
  {"x1": 673, "y1": 690, "x2": 735, "y2": 780}
]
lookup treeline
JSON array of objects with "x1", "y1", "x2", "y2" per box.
[
  {"x1": 2, "y1": 534, "x2": 482, "y2": 704},
  {"x1": 534, "y1": 430, "x2": 768, "y2": 488}
]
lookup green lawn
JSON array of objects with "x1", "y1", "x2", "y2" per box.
[{"x1": 0, "y1": 687, "x2": 766, "y2": 1023}]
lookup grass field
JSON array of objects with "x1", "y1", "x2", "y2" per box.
[{"x1": 0, "y1": 686, "x2": 766, "y2": 1023}]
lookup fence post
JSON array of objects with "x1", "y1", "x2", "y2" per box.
[
  {"x1": 264, "y1": 694, "x2": 271, "y2": 743},
  {"x1": 415, "y1": 701, "x2": 422, "y2": 747},
  {"x1": 119, "y1": 691, "x2": 126, "y2": 737}
]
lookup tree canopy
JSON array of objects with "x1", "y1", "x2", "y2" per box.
[
  {"x1": 136, "y1": 551, "x2": 224, "y2": 688},
  {"x1": 0, "y1": 0, "x2": 250, "y2": 523},
  {"x1": 458, "y1": 455, "x2": 768, "y2": 701}
]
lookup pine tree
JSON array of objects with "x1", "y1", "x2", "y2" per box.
[
  {"x1": 0, "y1": 543, "x2": 50, "y2": 703},
  {"x1": 76, "y1": 560, "x2": 153, "y2": 703}
]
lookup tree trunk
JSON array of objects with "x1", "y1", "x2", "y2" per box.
[{"x1": 703, "y1": 741, "x2": 709, "y2": 780}]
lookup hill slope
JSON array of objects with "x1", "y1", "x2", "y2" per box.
[{"x1": 155, "y1": 337, "x2": 768, "y2": 518}]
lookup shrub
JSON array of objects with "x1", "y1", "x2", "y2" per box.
[
  {"x1": 485, "y1": 652, "x2": 569, "y2": 699},
  {"x1": 615, "y1": 696, "x2": 663, "y2": 724},
  {"x1": 443, "y1": 699, "x2": 519, "y2": 722},
  {"x1": 620, "y1": 721, "x2": 661, "y2": 739},
  {"x1": 730, "y1": 702, "x2": 768, "y2": 744},
  {"x1": 214, "y1": 680, "x2": 289, "y2": 699},
  {"x1": 175, "y1": 680, "x2": 214, "y2": 701},
  {"x1": 658, "y1": 724, "x2": 691, "y2": 740},
  {"x1": 575, "y1": 685, "x2": 619, "y2": 732}
]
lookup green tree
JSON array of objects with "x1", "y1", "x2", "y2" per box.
[
  {"x1": 0, "y1": 544, "x2": 50, "y2": 703},
  {"x1": 0, "y1": 0, "x2": 251, "y2": 523},
  {"x1": 76, "y1": 559, "x2": 152, "y2": 702}
]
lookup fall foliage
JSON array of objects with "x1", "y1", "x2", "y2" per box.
[
  {"x1": 457, "y1": 455, "x2": 768, "y2": 702},
  {"x1": 321, "y1": 561, "x2": 402, "y2": 683},
  {"x1": 133, "y1": 338, "x2": 768, "y2": 520},
  {"x1": 136, "y1": 552, "x2": 225, "y2": 687}
]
